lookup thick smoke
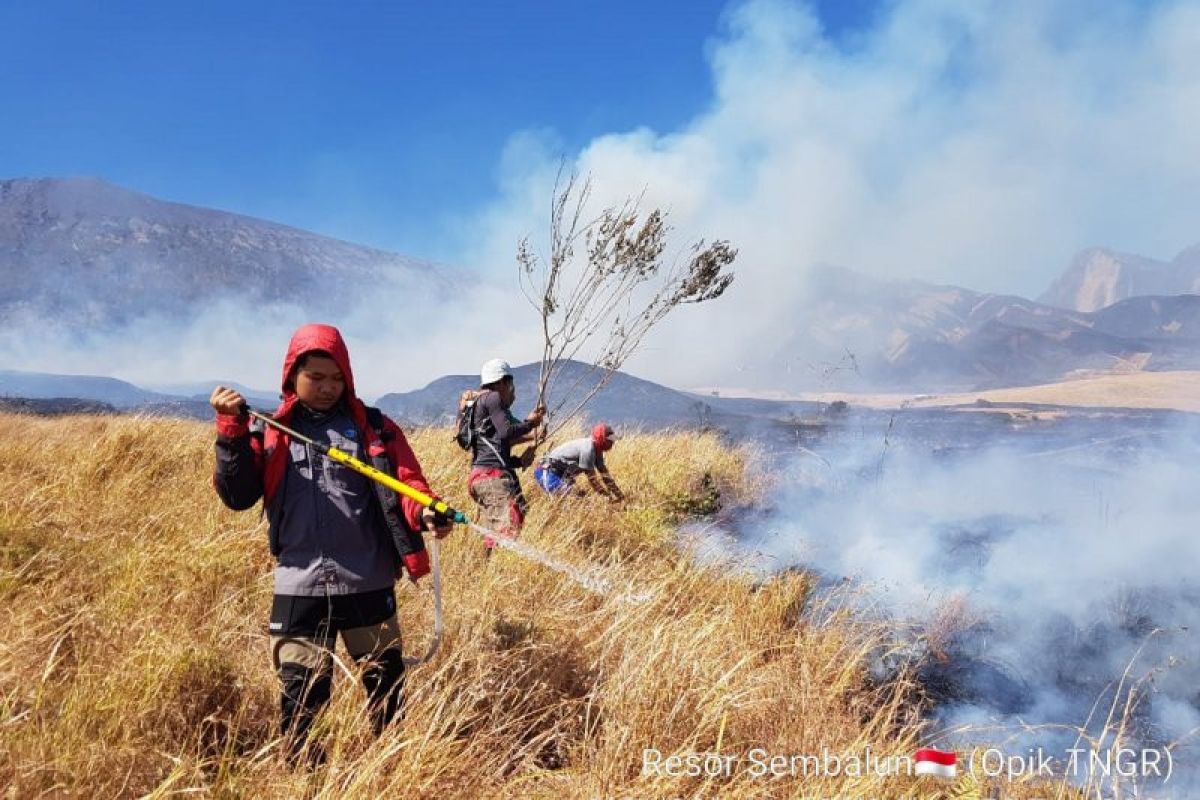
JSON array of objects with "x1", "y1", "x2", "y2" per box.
[
  {"x1": 734, "y1": 410, "x2": 1200, "y2": 793},
  {"x1": 459, "y1": 0, "x2": 1200, "y2": 391},
  {"x1": 8, "y1": 1, "x2": 1200, "y2": 397},
  {"x1": 0, "y1": 275, "x2": 543, "y2": 401}
]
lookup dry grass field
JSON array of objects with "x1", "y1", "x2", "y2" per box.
[{"x1": 0, "y1": 413, "x2": 1085, "y2": 798}]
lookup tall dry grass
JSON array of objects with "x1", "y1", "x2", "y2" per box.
[{"x1": 0, "y1": 413, "x2": 1074, "y2": 798}]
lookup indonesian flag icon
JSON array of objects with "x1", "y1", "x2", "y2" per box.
[{"x1": 914, "y1": 748, "x2": 957, "y2": 779}]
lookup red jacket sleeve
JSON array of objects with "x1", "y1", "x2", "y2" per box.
[
  {"x1": 215, "y1": 412, "x2": 250, "y2": 439},
  {"x1": 384, "y1": 418, "x2": 438, "y2": 532},
  {"x1": 213, "y1": 413, "x2": 265, "y2": 510}
]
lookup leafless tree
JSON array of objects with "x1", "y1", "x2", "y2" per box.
[{"x1": 517, "y1": 170, "x2": 737, "y2": 438}]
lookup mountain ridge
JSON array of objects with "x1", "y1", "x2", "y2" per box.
[
  {"x1": 762, "y1": 265, "x2": 1200, "y2": 392},
  {"x1": 0, "y1": 176, "x2": 448, "y2": 327},
  {"x1": 1038, "y1": 245, "x2": 1200, "y2": 311},
  {"x1": 4, "y1": 177, "x2": 1200, "y2": 394}
]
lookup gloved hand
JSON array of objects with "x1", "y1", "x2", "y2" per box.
[
  {"x1": 402, "y1": 550, "x2": 430, "y2": 582},
  {"x1": 421, "y1": 507, "x2": 454, "y2": 538}
]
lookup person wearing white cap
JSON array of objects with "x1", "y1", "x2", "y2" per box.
[
  {"x1": 464, "y1": 358, "x2": 545, "y2": 547},
  {"x1": 533, "y1": 423, "x2": 625, "y2": 503},
  {"x1": 479, "y1": 357, "x2": 511, "y2": 386}
]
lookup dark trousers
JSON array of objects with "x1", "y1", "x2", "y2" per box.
[{"x1": 269, "y1": 588, "x2": 405, "y2": 756}]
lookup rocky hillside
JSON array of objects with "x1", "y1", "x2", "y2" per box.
[
  {"x1": 0, "y1": 177, "x2": 445, "y2": 328},
  {"x1": 763, "y1": 266, "x2": 1200, "y2": 391},
  {"x1": 1039, "y1": 245, "x2": 1200, "y2": 312},
  {"x1": 4, "y1": 176, "x2": 1197, "y2": 395}
]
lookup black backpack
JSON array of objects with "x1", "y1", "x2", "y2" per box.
[{"x1": 454, "y1": 390, "x2": 482, "y2": 450}]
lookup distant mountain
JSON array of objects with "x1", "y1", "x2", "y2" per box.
[
  {"x1": 761, "y1": 266, "x2": 1200, "y2": 392},
  {"x1": 1087, "y1": 294, "x2": 1200, "y2": 340},
  {"x1": 5, "y1": 176, "x2": 1198, "y2": 397},
  {"x1": 0, "y1": 369, "x2": 173, "y2": 407},
  {"x1": 0, "y1": 369, "x2": 225, "y2": 419},
  {"x1": 1039, "y1": 245, "x2": 1200, "y2": 312},
  {"x1": 0, "y1": 362, "x2": 820, "y2": 431},
  {"x1": 0, "y1": 397, "x2": 118, "y2": 416},
  {"x1": 376, "y1": 360, "x2": 731, "y2": 428},
  {"x1": 147, "y1": 380, "x2": 278, "y2": 408},
  {"x1": 0, "y1": 177, "x2": 447, "y2": 328}
]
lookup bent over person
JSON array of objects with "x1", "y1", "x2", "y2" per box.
[
  {"x1": 534, "y1": 423, "x2": 625, "y2": 502},
  {"x1": 209, "y1": 323, "x2": 452, "y2": 761}
]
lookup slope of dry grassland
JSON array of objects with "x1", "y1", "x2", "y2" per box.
[
  {"x1": 791, "y1": 370, "x2": 1200, "y2": 413},
  {"x1": 0, "y1": 413, "x2": 1075, "y2": 798}
]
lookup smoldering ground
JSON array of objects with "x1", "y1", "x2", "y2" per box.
[{"x1": 729, "y1": 407, "x2": 1200, "y2": 792}]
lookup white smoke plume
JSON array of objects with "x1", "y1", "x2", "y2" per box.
[
  {"x1": 734, "y1": 410, "x2": 1200, "y2": 792},
  {"x1": 6, "y1": 0, "x2": 1199, "y2": 399},
  {"x1": 457, "y1": 0, "x2": 1200, "y2": 390},
  {"x1": 0, "y1": 278, "x2": 533, "y2": 402}
]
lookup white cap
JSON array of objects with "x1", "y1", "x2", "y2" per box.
[{"x1": 480, "y1": 358, "x2": 513, "y2": 385}]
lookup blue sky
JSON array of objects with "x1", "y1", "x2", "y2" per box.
[
  {"x1": 5, "y1": 0, "x2": 1199, "y2": 393},
  {"x1": 0, "y1": 0, "x2": 878, "y2": 264}
]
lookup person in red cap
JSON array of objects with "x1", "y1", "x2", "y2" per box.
[
  {"x1": 533, "y1": 423, "x2": 625, "y2": 502},
  {"x1": 208, "y1": 323, "x2": 453, "y2": 762}
]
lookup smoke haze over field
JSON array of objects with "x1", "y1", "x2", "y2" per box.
[
  {"x1": 735, "y1": 412, "x2": 1200, "y2": 791},
  {"x1": 3, "y1": 3, "x2": 1199, "y2": 795},
  {"x1": 4, "y1": 0, "x2": 1200, "y2": 397},
  {"x1": 0, "y1": 282, "x2": 540, "y2": 402},
  {"x1": 461, "y1": 0, "x2": 1200, "y2": 389}
]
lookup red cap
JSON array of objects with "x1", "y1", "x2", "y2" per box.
[{"x1": 592, "y1": 423, "x2": 617, "y2": 451}]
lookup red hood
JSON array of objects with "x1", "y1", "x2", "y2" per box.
[
  {"x1": 277, "y1": 323, "x2": 358, "y2": 415},
  {"x1": 248, "y1": 323, "x2": 432, "y2": 533}
]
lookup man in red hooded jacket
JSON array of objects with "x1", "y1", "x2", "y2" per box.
[{"x1": 209, "y1": 323, "x2": 452, "y2": 760}]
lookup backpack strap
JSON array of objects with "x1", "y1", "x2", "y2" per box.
[
  {"x1": 362, "y1": 405, "x2": 424, "y2": 560},
  {"x1": 364, "y1": 405, "x2": 393, "y2": 441},
  {"x1": 248, "y1": 416, "x2": 285, "y2": 554},
  {"x1": 470, "y1": 391, "x2": 508, "y2": 465}
]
